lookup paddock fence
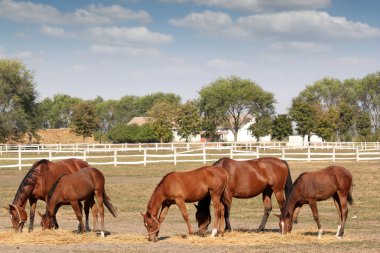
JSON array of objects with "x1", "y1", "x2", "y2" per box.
[{"x1": 0, "y1": 142, "x2": 379, "y2": 170}]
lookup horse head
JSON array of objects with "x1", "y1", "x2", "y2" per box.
[
  {"x1": 4, "y1": 204, "x2": 27, "y2": 232},
  {"x1": 141, "y1": 211, "x2": 160, "y2": 242},
  {"x1": 275, "y1": 212, "x2": 292, "y2": 235},
  {"x1": 38, "y1": 211, "x2": 54, "y2": 229}
]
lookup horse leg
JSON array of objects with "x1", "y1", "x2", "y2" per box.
[
  {"x1": 90, "y1": 197, "x2": 99, "y2": 232},
  {"x1": 337, "y1": 192, "x2": 349, "y2": 238},
  {"x1": 333, "y1": 194, "x2": 342, "y2": 238},
  {"x1": 84, "y1": 197, "x2": 94, "y2": 232},
  {"x1": 259, "y1": 190, "x2": 273, "y2": 231},
  {"x1": 71, "y1": 201, "x2": 85, "y2": 233},
  {"x1": 95, "y1": 190, "x2": 105, "y2": 237},
  {"x1": 210, "y1": 192, "x2": 224, "y2": 237},
  {"x1": 28, "y1": 197, "x2": 37, "y2": 232},
  {"x1": 222, "y1": 194, "x2": 233, "y2": 232},
  {"x1": 309, "y1": 200, "x2": 323, "y2": 239},
  {"x1": 175, "y1": 199, "x2": 193, "y2": 236},
  {"x1": 158, "y1": 203, "x2": 171, "y2": 224},
  {"x1": 293, "y1": 206, "x2": 301, "y2": 224}
]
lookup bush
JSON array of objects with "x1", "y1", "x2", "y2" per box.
[{"x1": 108, "y1": 124, "x2": 162, "y2": 143}]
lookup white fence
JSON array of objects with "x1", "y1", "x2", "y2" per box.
[{"x1": 0, "y1": 142, "x2": 379, "y2": 170}]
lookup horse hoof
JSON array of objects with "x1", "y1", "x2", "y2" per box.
[
  {"x1": 210, "y1": 228, "x2": 217, "y2": 238},
  {"x1": 336, "y1": 236, "x2": 343, "y2": 240}
]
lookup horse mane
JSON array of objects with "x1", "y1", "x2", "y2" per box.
[
  {"x1": 147, "y1": 172, "x2": 175, "y2": 210},
  {"x1": 213, "y1": 157, "x2": 228, "y2": 167},
  {"x1": 13, "y1": 159, "x2": 49, "y2": 203},
  {"x1": 283, "y1": 172, "x2": 306, "y2": 214},
  {"x1": 47, "y1": 174, "x2": 66, "y2": 201}
]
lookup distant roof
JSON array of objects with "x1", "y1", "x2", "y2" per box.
[{"x1": 127, "y1": 117, "x2": 149, "y2": 126}]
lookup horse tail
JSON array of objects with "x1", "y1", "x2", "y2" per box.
[
  {"x1": 103, "y1": 193, "x2": 117, "y2": 217},
  {"x1": 282, "y1": 160, "x2": 293, "y2": 200},
  {"x1": 195, "y1": 193, "x2": 211, "y2": 224},
  {"x1": 347, "y1": 183, "x2": 354, "y2": 206}
]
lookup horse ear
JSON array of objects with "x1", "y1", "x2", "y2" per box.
[
  {"x1": 140, "y1": 212, "x2": 145, "y2": 217},
  {"x1": 38, "y1": 211, "x2": 44, "y2": 218},
  {"x1": 193, "y1": 203, "x2": 198, "y2": 209},
  {"x1": 8, "y1": 204, "x2": 15, "y2": 211},
  {"x1": 274, "y1": 214, "x2": 281, "y2": 219}
]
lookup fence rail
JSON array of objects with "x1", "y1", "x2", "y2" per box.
[{"x1": 0, "y1": 142, "x2": 379, "y2": 170}]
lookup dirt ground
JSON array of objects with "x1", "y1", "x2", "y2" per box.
[{"x1": 0, "y1": 161, "x2": 380, "y2": 252}]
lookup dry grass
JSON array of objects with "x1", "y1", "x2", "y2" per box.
[{"x1": 0, "y1": 160, "x2": 379, "y2": 252}]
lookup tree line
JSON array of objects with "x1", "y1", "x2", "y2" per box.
[{"x1": 0, "y1": 59, "x2": 379, "y2": 143}]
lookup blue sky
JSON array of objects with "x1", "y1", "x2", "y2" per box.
[{"x1": 1, "y1": 0, "x2": 380, "y2": 113}]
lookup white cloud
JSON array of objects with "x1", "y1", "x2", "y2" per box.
[
  {"x1": 0, "y1": 0, "x2": 151, "y2": 25},
  {"x1": 169, "y1": 11, "x2": 247, "y2": 38},
  {"x1": 162, "y1": 0, "x2": 331, "y2": 12},
  {"x1": 39, "y1": 24, "x2": 72, "y2": 38},
  {"x1": 268, "y1": 41, "x2": 332, "y2": 53},
  {"x1": 86, "y1": 26, "x2": 173, "y2": 44},
  {"x1": 237, "y1": 11, "x2": 380, "y2": 40},
  {"x1": 207, "y1": 58, "x2": 246, "y2": 69},
  {"x1": 170, "y1": 10, "x2": 380, "y2": 40},
  {"x1": 87, "y1": 4, "x2": 151, "y2": 23},
  {"x1": 88, "y1": 44, "x2": 162, "y2": 58},
  {"x1": 164, "y1": 66, "x2": 204, "y2": 76}
]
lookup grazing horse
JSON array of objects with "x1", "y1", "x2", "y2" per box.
[
  {"x1": 196, "y1": 157, "x2": 292, "y2": 231},
  {"x1": 276, "y1": 165, "x2": 353, "y2": 239},
  {"x1": 5, "y1": 158, "x2": 97, "y2": 232},
  {"x1": 40, "y1": 167, "x2": 117, "y2": 237},
  {"x1": 141, "y1": 166, "x2": 228, "y2": 242}
]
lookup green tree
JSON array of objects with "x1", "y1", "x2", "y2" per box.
[
  {"x1": 147, "y1": 102, "x2": 176, "y2": 143},
  {"x1": 38, "y1": 94, "x2": 82, "y2": 128},
  {"x1": 271, "y1": 114, "x2": 293, "y2": 141},
  {"x1": 198, "y1": 76, "x2": 275, "y2": 142},
  {"x1": 70, "y1": 101, "x2": 100, "y2": 140},
  {"x1": 355, "y1": 72, "x2": 380, "y2": 133},
  {"x1": 356, "y1": 111, "x2": 372, "y2": 141},
  {"x1": 175, "y1": 101, "x2": 202, "y2": 142},
  {"x1": 0, "y1": 59, "x2": 38, "y2": 142},
  {"x1": 249, "y1": 115, "x2": 273, "y2": 141},
  {"x1": 289, "y1": 100, "x2": 318, "y2": 140},
  {"x1": 314, "y1": 107, "x2": 338, "y2": 141}
]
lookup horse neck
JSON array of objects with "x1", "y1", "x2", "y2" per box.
[
  {"x1": 147, "y1": 186, "x2": 165, "y2": 217},
  {"x1": 12, "y1": 163, "x2": 46, "y2": 207},
  {"x1": 46, "y1": 185, "x2": 61, "y2": 217},
  {"x1": 283, "y1": 187, "x2": 301, "y2": 217}
]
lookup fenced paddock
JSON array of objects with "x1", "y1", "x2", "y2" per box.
[
  {"x1": 0, "y1": 161, "x2": 379, "y2": 252},
  {"x1": 0, "y1": 142, "x2": 379, "y2": 170}
]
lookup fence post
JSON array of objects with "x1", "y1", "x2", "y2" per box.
[
  {"x1": 332, "y1": 147, "x2": 335, "y2": 162},
  {"x1": 83, "y1": 150, "x2": 87, "y2": 161},
  {"x1": 356, "y1": 147, "x2": 359, "y2": 161},
  {"x1": 49, "y1": 150, "x2": 52, "y2": 161},
  {"x1": 256, "y1": 146, "x2": 260, "y2": 159},
  {"x1": 114, "y1": 150, "x2": 117, "y2": 167},
  {"x1": 230, "y1": 146, "x2": 233, "y2": 159},
  {"x1": 18, "y1": 145, "x2": 22, "y2": 171},
  {"x1": 281, "y1": 147, "x2": 285, "y2": 159},
  {"x1": 202, "y1": 146, "x2": 206, "y2": 164},
  {"x1": 144, "y1": 149, "x2": 147, "y2": 166},
  {"x1": 307, "y1": 147, "x2": 311, "y2": 162},
  {"x1": 174, "y1": 148, "x2": 177, "y2": 165}
]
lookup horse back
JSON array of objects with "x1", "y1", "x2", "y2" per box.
[
  {"x1": 161, "y1": 166, "x2": 227, "y2": 202},
  {"x1": 215, "y1": 157, "x2": 288, "y2": 197},
  {"x1": 57, "y1": 167, "x2": 105, "y2": 201}
]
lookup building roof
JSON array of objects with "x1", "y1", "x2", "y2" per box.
[{"x1": 127, "y1": 117, "x2": 149, "y2": 126}]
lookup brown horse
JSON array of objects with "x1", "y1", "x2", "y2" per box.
[
  {"x1": 276, "y1": 165, "x2": 353, "y2": 239},
  {"x1": 5, "y1": 158, "x2": 96, "y2": 232},
  {"x1": 141, "y1": 166, "x2": 228, "y2": 242},
  {"x1": 39, "y1": 167, "x2": 117, "y2": 237},
  {"x1": 196, "y1": 157, "x2": 292, "y2": 231}
]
